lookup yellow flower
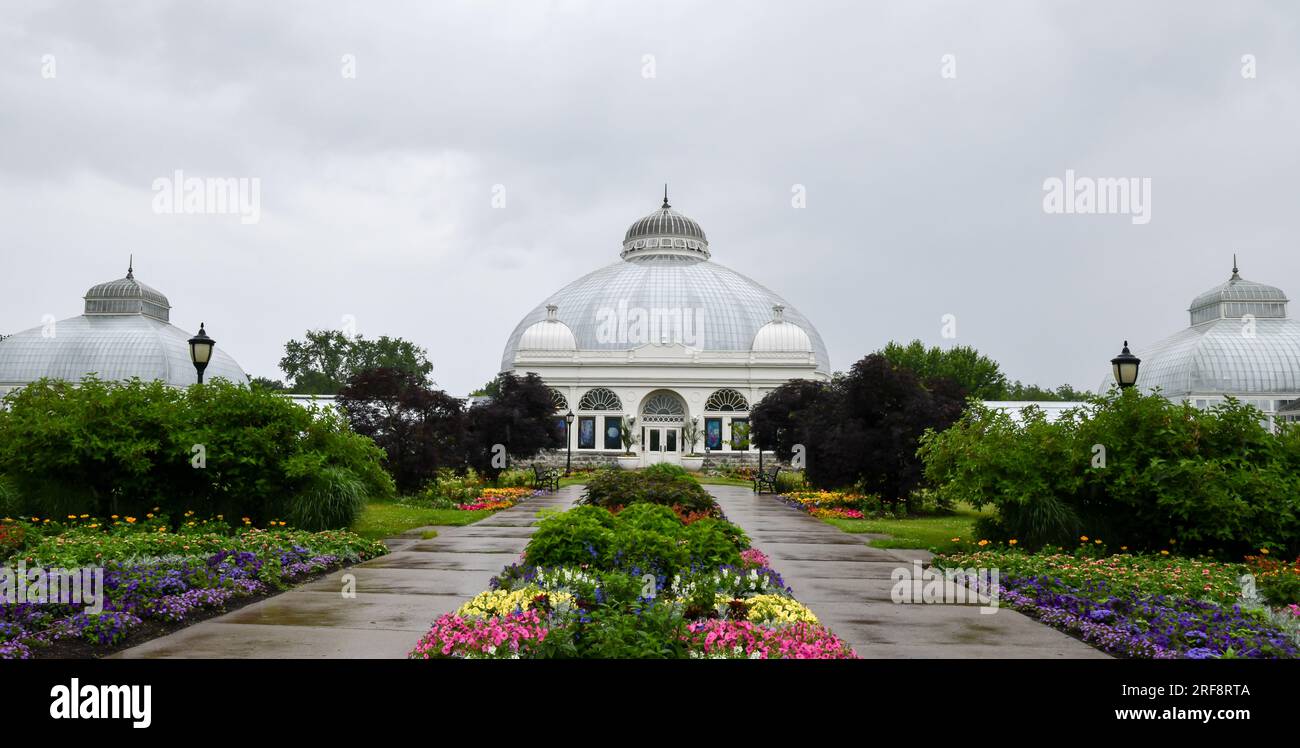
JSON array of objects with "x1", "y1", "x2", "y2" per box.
[
  {"x1": 1008, "y1": 539, "x2": 1018, "y2": 546},
  {"x1": 977, "y1": 539, "x2": 989, "y2": 547},
  {"x1": 950, "y1": 537, "x2": 961, "y2": 542},
  {"x1": 125, "y1": 517, "x2": 137, "y2": 524},
  {"x1": 1080, "y1": 536, "x2": 1089, "y2": 542},
  {"x1": 111, "y1": 515, "x2": 119, "y2": 520},
  {"x1": 1260, "y1": 548, "x2": 1270, "y2": 555},
  {"x1": 1120, "y1": 546, "x2": 1128, "y2": 551},
  {"x1": 1160, "y1": 550, "x2": 1169, "y2": 556},
  {"x1": 744, "y1": 594, "x2": 819, "y2": 625},
  {"x1": 1094, "y1": 539, "x2": 1102, "y2": 545},
  {"x1": 79, "y1": 514, "x2": 89, "y2": 518},
  {"x1": 146, "y1": 513, "x2": 154, "y2": 519},
  {"x1": 67, "y1": 515, "x2": 77, "y2": 520}
]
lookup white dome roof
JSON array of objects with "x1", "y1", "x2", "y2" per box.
[
  {"x1": 1101, "y1": 262, "x2": 1300, "y2": 396},
  {"x1": 501, "y1": 196, "x2": 830, "y2": 373},
  {"x1": 0, "y1": 266, "x2": 247, "y2": 390},
  {"x1": 751, "y1": 305, "x2": 813, "y2": 353},
  {"x1": 518, "y1": 305, "x2": 577, "y2": 351},
  {"x1": 0, "y1": 315, "x2": 248, "y2": 389}
]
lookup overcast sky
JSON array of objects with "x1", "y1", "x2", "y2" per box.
[{"x1": 3, "y1": 1, "x2": 1298, "y2": 395}]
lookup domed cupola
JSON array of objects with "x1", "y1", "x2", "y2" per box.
[
  {"x1": 518, "y1": 304, "x2": 577, "y2": 351},
  {"x1": 83, "y1": 259, "x2": 172, "y2": 321},
  {"x1": 621, "y1": 188, "x2": 710, "y2": 260},
  {"x1": 752, "y1": 305, "x2": 813, "y2": 353},
  {"x1": 1187, "y1": 256, "x2": 1288, "y2": 325}
]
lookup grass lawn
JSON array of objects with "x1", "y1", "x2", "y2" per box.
[
  {"x1": 820, "y1": 504, "x2": 991, "y2": 553},
  {"x1": 351, "y1": 501, "x2": 494, "y2": 541},
  {"x1": 693, "y1": 474, "x2": 753, "y2": 487}
]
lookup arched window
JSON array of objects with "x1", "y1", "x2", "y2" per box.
[
  {"x1": 578, "y1": 387, "x2": 622, "y2": 411},
  {"x1": 641, "y1": 392, "x2": 686, "y2": 423},
  {"x1": 704, "y1": 388, "x2": 749, "y2": 412},
  {"x1": 550, "y1": 388, "x2": 569, "y2": 413}
]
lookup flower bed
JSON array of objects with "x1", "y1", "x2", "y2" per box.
[
  {"x1": 454, "y1": 487, "x2": 540, "y2": 511},
  {"x1": 0, "y1": 516, "x2": 387, "y2": 659},
  {"x1": 936, "y1": 546, "x2": 1300, "y2": 660},
  {"x1": 409, "y1": 502, "x2": 855, "y2": 660},
  {"x1": 779, "y1": 490, "x2": 870, "y2": 512}
]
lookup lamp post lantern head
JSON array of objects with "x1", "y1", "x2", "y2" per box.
[
  {"x1": 1111, "y1": 340, "x2": 1141, "y2": 390},
  {"x1": 564, "y1": 409, "x2": 575, "y2": 425},
  {"x1": 188, "y1": 322, "x2": 216, "y2": 384}
]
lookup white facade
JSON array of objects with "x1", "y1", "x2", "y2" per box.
[{"x1": 501, "y1": 195, "x2": 829, "y2": 466}]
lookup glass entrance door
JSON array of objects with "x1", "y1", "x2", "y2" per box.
[{"x1": 643, "y1": 426, "x2": 680, "y2": 465}]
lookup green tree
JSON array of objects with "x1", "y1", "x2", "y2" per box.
[
  {"x1": 279, "y1": 330, "x2": 434, "y2": 394},
  {"x1": 1002, "y1": 380, "x2": 1091, "y2": 401},
  {"x1": 877, "y1": 340, "x2": 1006, "y2": 399}
]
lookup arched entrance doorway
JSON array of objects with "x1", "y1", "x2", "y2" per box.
[{"x1": 638, "y1": 389, "x2": 687, "y2": 466}]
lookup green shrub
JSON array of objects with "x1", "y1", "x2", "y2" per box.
[
  {"x1": 286, "y1": 466, "x2": 369, "y2": 531},
  {"x1": 607, "y1": 526, "x2": 687, "y2": 574},
  {"x1": 525, "y1": 506, "x2": 617, "y2": 567},
  {"x1": 524, "y1": 503, "x2": 748, "y2": 576},
  {"x1": 577, "y1": 601, "x2": 687, "y2": 659},
  {"x1": 0, "y1": 377, "x2": 393, "y2": 528},
  {"x1": 774, "y1": 470, "x2": 808, "y2": 494},
  {"x1": 920, "y1": 392, "x2": 1300, "y2": 556},
  {"x1": 494, "y1": 468, "x2": 533, "y2": 488},
  {"x1": 0, "y1": 475, "x2": 18, "y2": 517},
  {"x1": 614, "y1": 503, "x2": 683, "y2": 535},
  {"x1": 683, "y1": 518, "x2": 745, "y2": 568},
  {"x1": 640, "y1": 463, "x2": 690, "y2": 480},
  {"x1": 580, "y1": 469, "x2": 713, "y2": 513}
]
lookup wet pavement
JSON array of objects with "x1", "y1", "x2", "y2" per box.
[
  {"x1": 113, "y1": 483, "x2": 1105, "y2": 659},
  {"x1": 112, "y1": 486, "x2": 581, "y2": 659},
  {"x1": 705, "y1": 485, "x2": 1108, "y2": 659}
]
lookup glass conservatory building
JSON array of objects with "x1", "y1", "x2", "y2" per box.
[
  {"x1": 500, "y1": 194, "x2": 830, "y2": 467},
  {"x1": 1123, "y1": 260, "x2": 1300, "y2": 429},
  {"x1": 0, "y1": 264, "x2": 247, "y2": 397}
]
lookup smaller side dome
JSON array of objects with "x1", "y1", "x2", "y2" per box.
[
  {"x1": 752, "y1": 305, "x2": 813, "y2": 353},
  {"x1": 518, "y1": 304, "x2": 577, "y2": 351}
]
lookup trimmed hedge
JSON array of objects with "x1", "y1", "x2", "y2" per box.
[{"x1": 0, "y1": 376, "x2": 394, "y2": 529}]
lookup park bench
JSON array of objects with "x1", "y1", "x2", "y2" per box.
[
  {"x1": 753, "y1": 465, "x2": 781, "y2": 494},
  {"x1": 532, "y1": 463, "x2": 561, "y2": 492}
]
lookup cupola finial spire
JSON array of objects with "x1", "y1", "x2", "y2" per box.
[
  {"x1": 1232, "y1": 253, "x2": 1240, "y2": 279},
  {"x1": 127, "y1": 254, "x2": 134, "y2": 280},
  {"x1": 662, "y1": 184, "x2": 670, "y2": 209}
]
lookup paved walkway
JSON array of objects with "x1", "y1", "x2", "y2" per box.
[
  {"x1": 114, "y1": 483, "x2": 1103, "y2": 659},
  {"x1": 113, "y1": 486, "x2": 581, "y2": 658},
  {"x1": 706, "y1": 485, "x2": 1108, "y2": 658}
]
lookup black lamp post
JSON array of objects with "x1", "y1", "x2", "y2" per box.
[
  {"x1": 187, "y1": 323, "x2": 216, "y2": 384},
  {"x1": 1111, "y1": 340, "x2": 1141, "y2": 390},
  {"x1": 564, "y1": 410, "x2": 575, "y2": 476}
]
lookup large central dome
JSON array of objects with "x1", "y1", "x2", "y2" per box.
[{"x1": 501, "y1": 197, "x2": 830, "y2": 373}]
